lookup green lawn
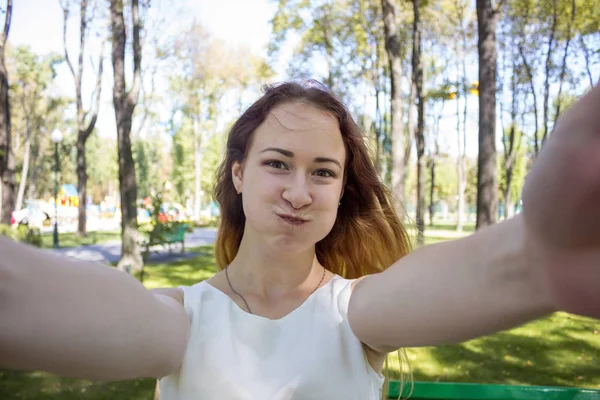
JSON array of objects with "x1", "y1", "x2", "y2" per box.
[
  {"x1": 41, "y1": 230, "x2": 121, "y2": 249},
  {"x1": 2, "y1": 225, "x2": 599, "y2": 399}
]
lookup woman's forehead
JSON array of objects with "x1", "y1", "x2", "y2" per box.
[{"x1": 250, "y1": 102, "x2": 346, "y2": 157}]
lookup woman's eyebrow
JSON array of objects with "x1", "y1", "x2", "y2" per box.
[
  {"x1": 260, "y1": 147, "x2": 294, "y2": 157},
  {"x1": 260, "y1": 147, "x2": 342, "y2": 169}
]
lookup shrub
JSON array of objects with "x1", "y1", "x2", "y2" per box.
[{"x1": 0, "y1": 223, "x2": 43, "y2": 247}]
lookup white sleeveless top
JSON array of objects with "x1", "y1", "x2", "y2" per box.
[{"x1": 159, "y1": 275, "x2": 385, "y2": 400}]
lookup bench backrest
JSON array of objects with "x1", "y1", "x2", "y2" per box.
[
  {"x1": 163, "y1": 224, "x2": 187, "y2": 242},
  {"x1": 387, "y1": 381, "x2": 600, "y2": 400}
]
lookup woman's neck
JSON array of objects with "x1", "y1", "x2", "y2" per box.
[{"x1": 227, "y1": 234, "x2": 323, "y2": 299}]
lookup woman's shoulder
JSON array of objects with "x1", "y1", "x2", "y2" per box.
[
  {"x1": 150, "y1": 279, "x2": 214, "y2": 312},
  {"x1": 328, "y1": 273, "x2": 371, "y2": 294},
  {"x1": 150, "y1": 287, "x2": 185, "y2": 306}
]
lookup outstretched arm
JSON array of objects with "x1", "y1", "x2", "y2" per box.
[
  {"x1": 0, "y1": 236, "x2": 190, "y2": 380},
  {"x1": 350, "y1": 84, "x2": 600, "y2": 350},
  {"x1": 349, "y1": 216, "x2": 553, "y2": 349}
]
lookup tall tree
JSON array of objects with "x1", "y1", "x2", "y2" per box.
[
  {"x1": 501, "y1": 54, "x2": 523, "y2": 219},
  {"x1": 270, "y1": 0, "x2": 357, "y2": 99},
  {"x1": 110, "y1": 0, "x2": 143, "y2": 272},
  {"x1": 541, "y1": 0, "x2": 559, "y2": 147},
  {"x1": 552, "y1": 0, "x2": 576, "y2": 127},
  {"x1": 427, "y1": 92, "x2": 443, "y2": 227},
  {"x1": 60, "y1": 0, "x2": 105, "y2": 236},
  {"x1": 10, "y1": 48, "x2": 61, "y2": 212},
  {"x1": 381, "y1": 0, "x2": 406, "y2": 213},
  {"x1": 475, "y1": 0, "x2": 504, "y2": 228},
  {"x1": 412, "y1": 0, "x2": 426, "y2": 245},
  {"x1": 450, "y1": 0, "x2": 472, "y2": 233},
  {"x1": 170, "y1": 23, "x2": 271, "y2": 219},
  {"x1": 0, "y1": 0, "x2": 13, "y2": 224}
]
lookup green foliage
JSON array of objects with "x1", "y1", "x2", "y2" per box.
[
  {"x1": 39, "y1": 231, "x2": 122, "y2": 249},
  {"x1": 0, "y1": 224, "x2": 42, "y2": 247},
  {"x1": 133, "y1": 135, "x2": 170, "y2": 200},
  {"x1": 139, "y1": 193, "x2": 188, "y2": 260},
  {"x1": 464, "y1": 158, "x2": 478, "y2": 210},
  {"x1": 426, "y1": 154, "x2": 459, "y2": 207},
  {"x1": 8, "y1": 45, "x2": 72, "y2": 201},
  {"x1": 201, "y1": 126, "x2": 227, "y2": 201},
  {"x1": 268, "y1": 0, "x2": 390, "y2": 101},
  {"x1": 499, "y1": 127, "x2": 528, "y2": 206},
  {"x1": 85, "y1": 134, "x2": 118, "y2": 204}
]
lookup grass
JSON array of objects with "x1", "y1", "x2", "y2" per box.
[
  {"x1": 40, "y1": 230, "x2": 121, "y2": 249},
  {"x1": 2, "y1": 226, "x2": 600, "y2": 399}
]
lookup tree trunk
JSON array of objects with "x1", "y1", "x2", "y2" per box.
[
  {"x1": 518, "y1": 44, "x2": 539, "y2": 158},
  {"x1": 404, "y1": 78, "x2": 415, "y2": 188},
  {"x1": 194, "y1": 121, "x2": 202, "y2": 221},
  {"x1": 76, "y1": 137, "x2": 88, "y2": 235},
  {"x1": 475, "y1": 0, "x2": 500, "y2": 229},
  {"x1": 428, "y1": 155, "x2": 436, "y2": 227},
  {"x1": 502, "y1": 49, "x2": 521, "y2": 221},
  {"x1": 15, "y1": 126, "x2": 32, "y2": 212},
  {"x1": 62, "y1": 0, "x2": 104, "y2": 236},
  {"x1": 0, "y1": 0, "x2": 13, "y2": 224},
  {"x1": 381, "y1": 0, "x2": 405, "y2": 215},
  {"x1": 541, "y1": 0, "x2": 558, "y2": 146},
  {"x1": 455, "y1": 57, "x2": 465, "y2": 232},
  {"x1": 457, "y1": 158, "x2": 466, "y2": 228},
  {"x1": 457, "y1": 17, "x2": 469, "y2": 232},
  {"x1": 579, "y1": 36, "x2": 595, "y2": 89},
  {"x1": 413, "y1": 0, "x2": 425, "y2": 245},
  {"x1": 111, "y1": 0, "x2": 143, "y2": 272},
  {"x1": 552, "y1": 0, "x2": 575, "y2": 128},
  {"x1": 503, "y1": 172, "x2": 512, "y2": 219},
  {"x1": 27, "y1": 135, "x2": 46, "y2": 203},
  {"x1": 374, "y1": 86, "x2": 382, "y2": 175}
]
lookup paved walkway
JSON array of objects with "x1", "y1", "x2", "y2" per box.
[{"x1": 50, "y1": 228, "x2": 218, "y2": 264}]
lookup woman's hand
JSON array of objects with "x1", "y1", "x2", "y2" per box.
[{"x1": 522, "y1": 84, "x2": 600, "y2": 318}]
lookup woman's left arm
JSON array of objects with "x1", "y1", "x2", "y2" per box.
[
  {"x1": 349, "y1": 84, "x2": 600, "y2": 350},
  {"x1": 349, "y1": 215, "x2": 554, "y2": 349}
]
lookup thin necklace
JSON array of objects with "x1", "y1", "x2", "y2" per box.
[{"x1": 225, "y1": 266, "x2": 327, "y2": 315}]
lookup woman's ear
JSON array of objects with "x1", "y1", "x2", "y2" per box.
[{"x1": 232, "y1": 161, "x2": 244, "y2": 194}]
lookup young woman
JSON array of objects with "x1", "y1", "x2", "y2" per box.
[{"x1": 1, "y1": 81, "x2": 599, "y2": 400}]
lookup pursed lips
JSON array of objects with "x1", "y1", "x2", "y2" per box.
[{"x1": 276, "y1": 213, "x2": 309, "y2": 223}]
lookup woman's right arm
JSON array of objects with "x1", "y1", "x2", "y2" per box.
[{"x1": 0, "y1": 236, "x2": 190, "y2": 381}]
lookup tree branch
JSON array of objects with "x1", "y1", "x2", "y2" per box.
[
  {"x1": 83, "y1": 38, "x2": 105, "y2": 139},
  {"x1": 127, "y1": 0, "x2": 142, "y2": 109},
  {"x1": 553, "y1": 0, "x2": 576, "y2": 128},
  {"x1": 59, "y1": 0, "x2": 77, "y2": 81},
  {"x1": 493, "y1": 0, "x2": 507, "y2": 14},
  {"x1": 133, "y1": 60, "x2": 158, "y2": 138},
  {"x1": 77, "y1": 0, "x2": 88, "y2": 109},
  {"x1": 1, "y1": 0, "x2": 12, "y2": 47}
]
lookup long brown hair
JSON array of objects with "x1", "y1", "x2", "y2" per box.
[{"x1": 213, "y1": 80, "x2": 411, "y2": 277}]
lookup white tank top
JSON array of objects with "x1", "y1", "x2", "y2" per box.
[{"x1": 159, "y1": 275, "x2": 385, "y2": 399}]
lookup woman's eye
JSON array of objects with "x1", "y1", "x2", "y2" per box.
[
  {"x1": 266, "y1": 160, "x2": 287, "y2": 169},
  {"x1": 315, "y1": 169, "x2": 335, "y2": 178}
]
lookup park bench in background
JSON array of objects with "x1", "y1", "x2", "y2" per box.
[
  {"x1": 141, "y1": 223, "x2": 187, "y2": 261},
  {"x1": 387, "y1": 381, "x2": 600, "y2": 399}
]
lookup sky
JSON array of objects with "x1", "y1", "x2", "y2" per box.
[
  {"x1": 11, "y1": 0, "x2": 483, "y2": 159},
  {"x1": 12, "y1": 0, "x2": 274, "y2": 58},
  {"x1": 10, "y1": 0, "x2": 278, "y2": 141}
]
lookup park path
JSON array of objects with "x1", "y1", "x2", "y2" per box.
[{"x1": 49, "y1": 228, "x2": 218, "y2": 264}]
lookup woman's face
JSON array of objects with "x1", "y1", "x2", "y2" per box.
[{"x1": 232, "y1": 102, "x2": 346, "y2": 254}]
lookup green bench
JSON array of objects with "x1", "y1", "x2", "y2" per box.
[
  {"x1": 141, "y1": 223, "x2": 187, "y2": 261},
  {"x1": 387, "y1": 381, "x2": 600, "y2": 399}
]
